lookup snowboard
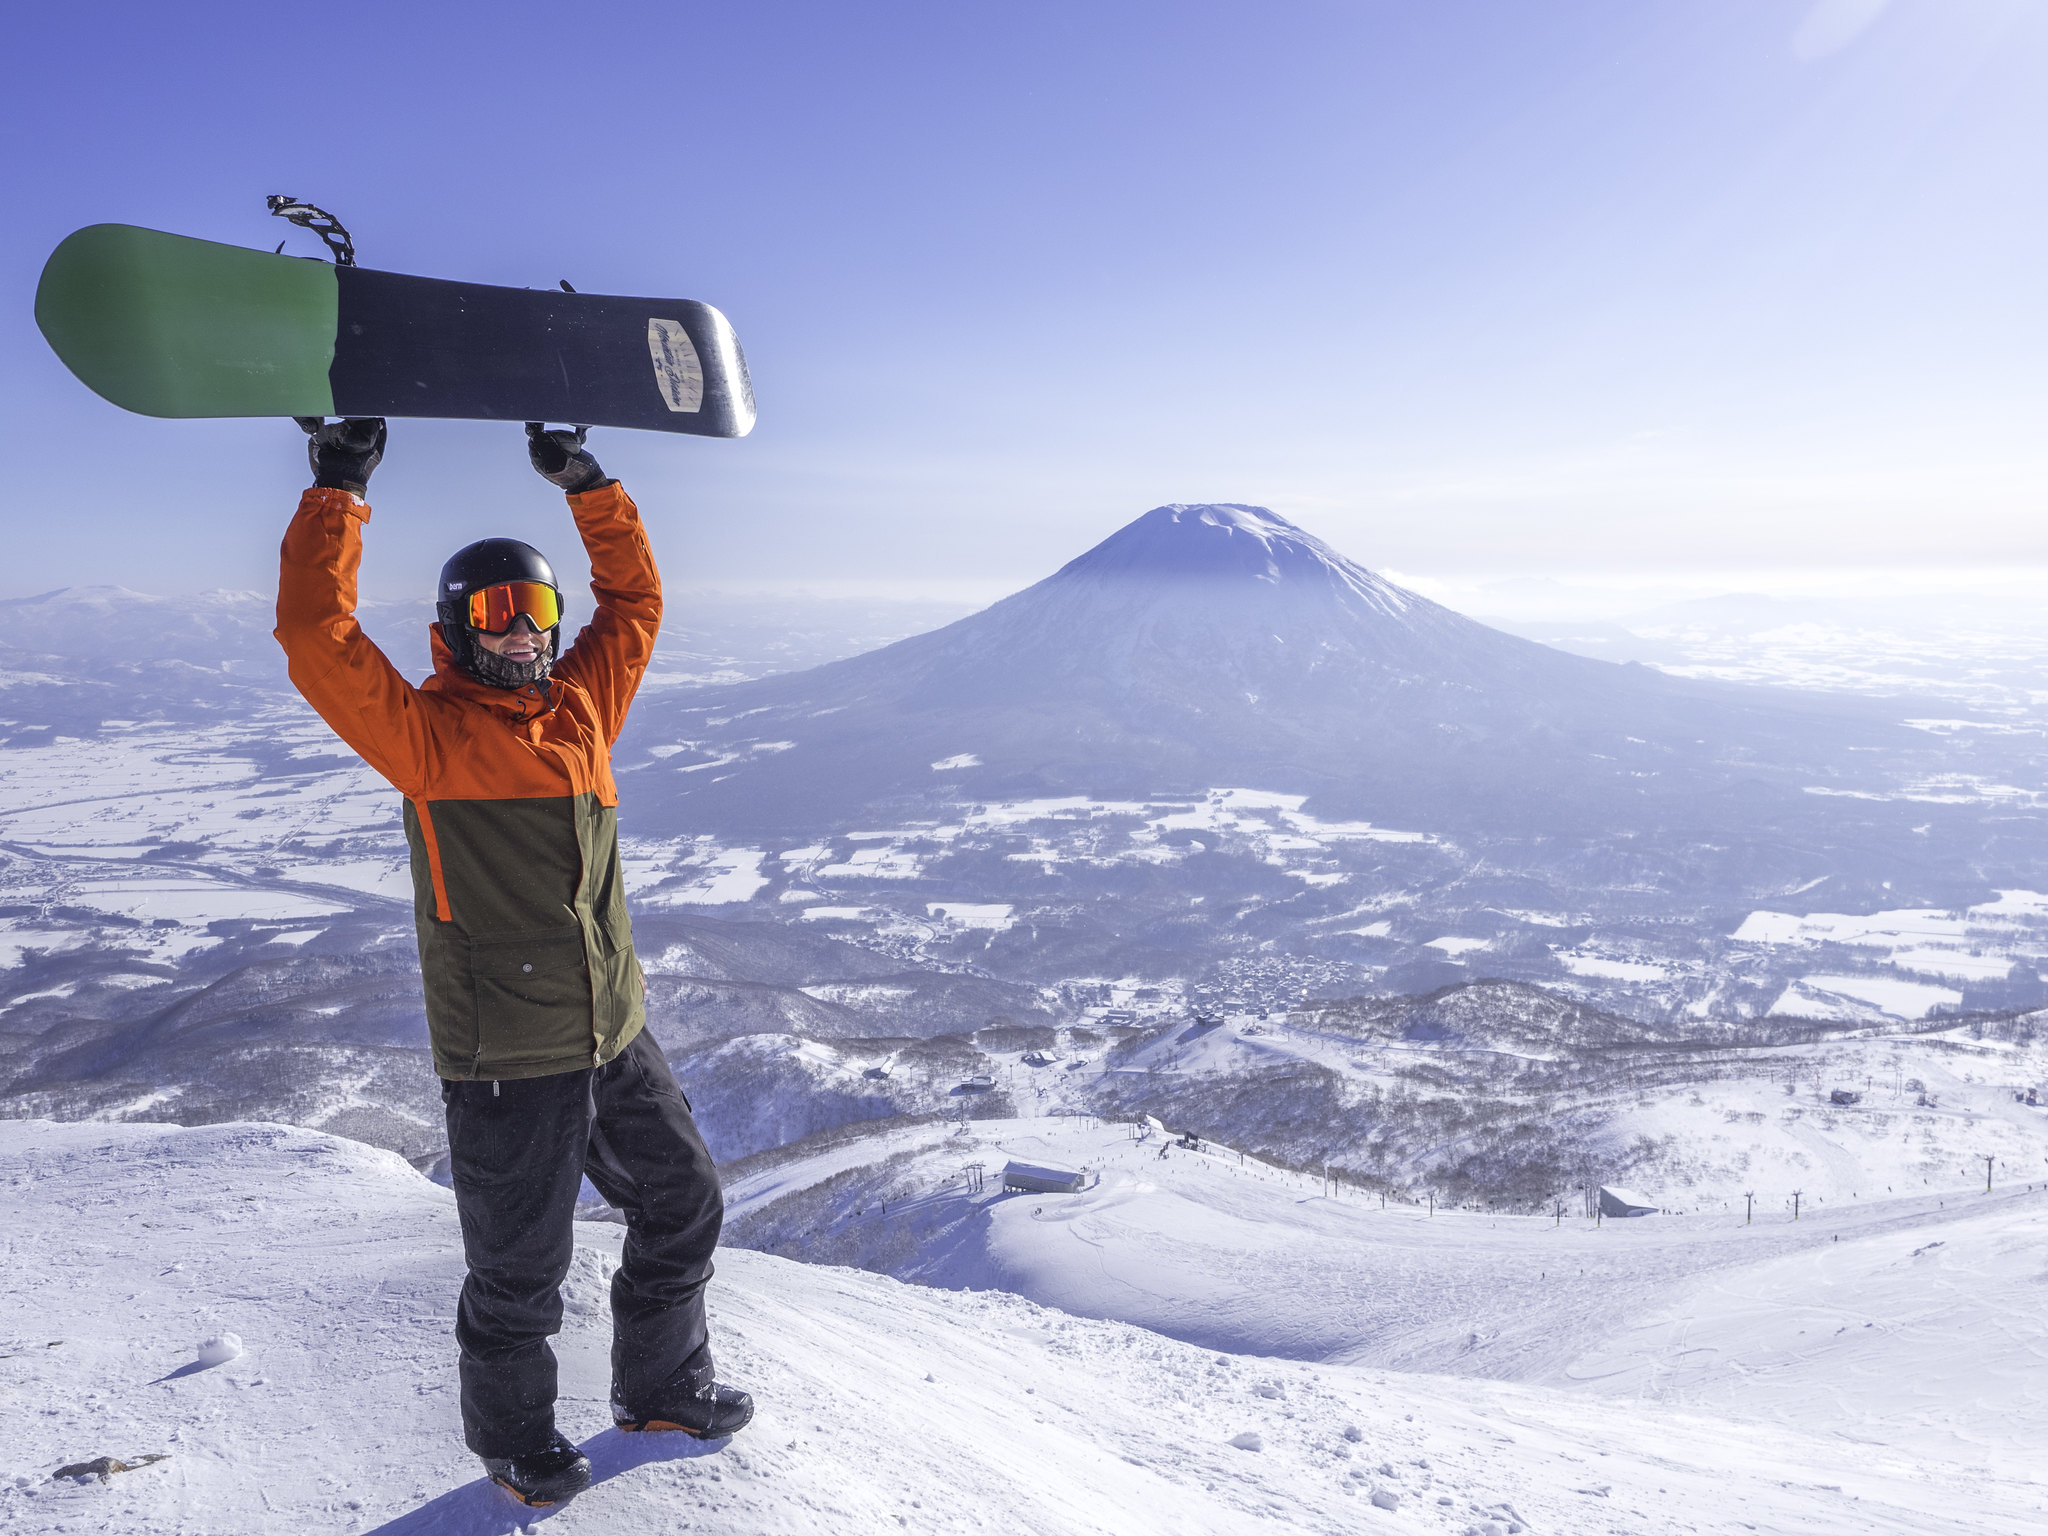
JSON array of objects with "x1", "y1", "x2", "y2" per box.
[{"x1": 35, "y1": 224, "x2": 755, "y2": 438}]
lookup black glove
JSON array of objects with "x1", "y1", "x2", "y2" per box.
[
  {"x1": 525, "y1": 423, "x2": 612, "y2": 494},
  {"x1": 296, "y1": 416, "x2": 386, "y2": 497}
]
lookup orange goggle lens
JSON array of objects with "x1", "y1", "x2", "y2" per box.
[{"x1": 466, "y1": 581, "x2": 562, "y2": 635}]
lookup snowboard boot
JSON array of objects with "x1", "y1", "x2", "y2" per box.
[
  {"x1": 481, "y1": 1431, "x2": 592, "y2": 1507},
  {"x1": 612, "y1": 1381, "x2": 755, "y2": 1438}
]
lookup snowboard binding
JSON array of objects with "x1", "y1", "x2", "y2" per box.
[{"x1": 265, "y1": 195, "x2": 356, "y2": 266}]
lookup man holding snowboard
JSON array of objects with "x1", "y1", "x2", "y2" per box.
[{"x1": 274, "y1": 417, "x2": 750, "y2": 1508}]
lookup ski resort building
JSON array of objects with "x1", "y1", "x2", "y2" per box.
[
  {"x1": 1002, "y1": 1161, "x2": 1093, "y2": 1194},
  {"x1": 1598, "y1": 1186, "x2": 1661, "y2": 1218}
]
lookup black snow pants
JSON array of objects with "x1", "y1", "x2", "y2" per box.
[{"x1": 440, "y1": 1028, "x2": 723, "y2": 1457}]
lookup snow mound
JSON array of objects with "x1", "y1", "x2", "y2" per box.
[{"x1": 192, "y1": 1334, "x2": 242, "y2": 1368}]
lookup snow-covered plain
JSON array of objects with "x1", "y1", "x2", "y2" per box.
[{"x1": 9, "y1": 1117, "x2": 2047, "y2": 1536}]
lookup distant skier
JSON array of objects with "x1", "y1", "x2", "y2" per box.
[{"x1": 275, "y1": 418, "x2": 751, "y2": 1508}]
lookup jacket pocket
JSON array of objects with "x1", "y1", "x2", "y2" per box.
[
  {"x1": 470, "y1": 929, "x2": 593, "y2": 1070},
  {"x1": 588, "y1": 905, "x2": 645, "y2": 1048}
]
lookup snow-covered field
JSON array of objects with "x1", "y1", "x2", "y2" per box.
[
  {"x1": 0, "y1": 715, "x2": 409, "y2": 967},
  {"x1": 8, "y1": 1117, "x2": 2046, "y2": 1535}
]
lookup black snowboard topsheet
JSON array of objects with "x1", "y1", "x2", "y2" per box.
[{"x1": 330, "y1": 267, "x2": 755, "y2": 437}]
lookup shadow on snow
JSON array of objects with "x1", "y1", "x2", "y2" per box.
[{"x1": 359, "y1": 1427, "x2": 729, "y2": 1534}]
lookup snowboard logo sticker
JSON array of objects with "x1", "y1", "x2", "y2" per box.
[{"x1": 646, "y1": 318, "x2": 704, "y2": 413}]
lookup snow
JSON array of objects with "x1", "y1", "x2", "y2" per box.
[
  {"x1": 1280, "y1": 813, "x2": 1433, "y2": 844},
  {"x1": 929, "y1": 753, "x2": 981, "y2": 770},
  {"x1": 278, "y1": 858, "x2": 412, "y2": 902},
  {"x1": 1727, "y1": 894, "x2": 2048, "y2": 1014},
  {"x1": 1775, "y1": 973, "x2": 1963, "y2": 1020},
  {"x1": 1555, "y1": 950, "x2": 1670, "y2": 982},
  {"x1": 1733, "y1": 907, "x2": 1967, "y2": 946},
  {"x1": 0, "y1": 925, "x2": 87, "y2": 967},
  {"x1": 1973, "y1": 888, "x2": 2048, "y2": 917},
  {"x1": 0, "y1": 722, "x2": 396, "y2": 855},
  {"x1": 56, "y1": 878, "x2": 350, "y2": 924},
  {"x1": 1426, "y1": 936, "x2": 1490, "y2": 956},
  {"x1": 1885, "y1": 946, "x2": 2013, "y2": 982},
  {"x1": 726, "y1": 1116, "x2": 2048, "y2": 1502},
  {"x1": 924, "y1": 902, "x2": 1015, "y2": 930},
  {"x1": 1561, "y1": 1199, "x2": 2048, "y2": 1463},
  {"x1": 966, "y1": 796, "x2": 1157, "y2": 828},
  {"x1": 0, "y1": 713, "x2": 416, "y2": 964},
  {"x1": 5, "y1": 983, "x2": 78, "y2": 1008},
  {"x1": 722, "y1": 1123, "x2": 958, "y2": 1222},
  {"x1": 796, "y1": 982, "x2": 919, "y2": 1007},
  {"x1": 815, "y1": 846, "x2": 923, "y2": 880},
  {"x1": 637, "y1": 846, "x2": 771, "y2": 906},
  {"x1": 7, "y1": 1117, "x2": 2043, "y2": 1535}
]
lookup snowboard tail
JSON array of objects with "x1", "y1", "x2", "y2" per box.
[{"x1": 35, "y1": 225, "x2": 755, "y2": 438}]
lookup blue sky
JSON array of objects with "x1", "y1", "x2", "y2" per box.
[{"x1": 3, "y1": 1, "x2": 2045, "y2": 599}]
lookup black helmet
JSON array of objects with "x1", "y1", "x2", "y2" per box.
[{"x1": 436, "y1": 538, "x2": 564, "y2": 682}]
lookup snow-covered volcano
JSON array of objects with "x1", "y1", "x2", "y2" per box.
[{"x1": 625, "y1": 503, "x2": 1908, "y2": 840}]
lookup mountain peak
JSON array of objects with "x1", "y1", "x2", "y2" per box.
[
  {"x1": 1148, "y1": 502, "x2": 1300, "y2": 538},
  {"x1": 1062, "y1": 501, "x2": 1313, "y2": 576},
  {"x1": 1046, "y1": 502, "x2": 1417, "y2": 626}
]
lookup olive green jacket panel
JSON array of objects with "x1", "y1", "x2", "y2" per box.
[{"x1": 404, "y1": 793, "x2": 646, "y2": 1081}]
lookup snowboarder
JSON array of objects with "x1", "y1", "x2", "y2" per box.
[{"x1": 274, "y1": 417, "x2": 752, "y2": 1508}]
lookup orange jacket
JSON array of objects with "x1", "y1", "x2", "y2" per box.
[{"x1": 274, "y1": 482, "x2": 661, "y2": 1080}]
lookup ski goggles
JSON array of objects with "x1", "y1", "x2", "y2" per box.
[{"x1": 465, "y1": 581, "x2": 563, "y2": 635}]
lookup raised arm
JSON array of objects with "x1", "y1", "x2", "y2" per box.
[
  {"x1": 550, "y1": 481, "x2": 663, "y2": 743},
  {"x1": 273, "y1": 419, "x2": 435, "y2": 793},
  {"x1": 527, "y1": 426, "x2": 662, "y2": 743}
]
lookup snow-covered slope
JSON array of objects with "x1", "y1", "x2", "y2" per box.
[
  {"x1": 7, "y1": 1118, "x2": 2040, "y2": 1535},
  {"x1": 721, "y1": 1113, "x2": 2048, "y2": 1440}
]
